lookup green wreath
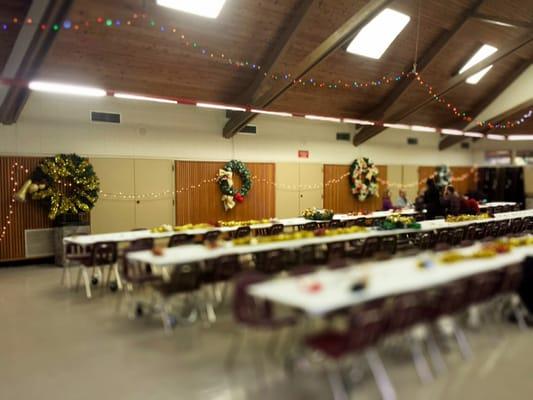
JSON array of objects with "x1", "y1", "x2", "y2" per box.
[
  {"x1": 217, "y1": 160, "x2": 252, "y2": 210},
  {"x1": 29, "y1": 154, "x2": 100, "y2": 220}
]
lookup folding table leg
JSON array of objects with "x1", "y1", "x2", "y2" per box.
[{"x1": 365, "y1": 349, "x2": 397, "y2": 400}]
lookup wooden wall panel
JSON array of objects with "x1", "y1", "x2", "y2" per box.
[
  {"x1": 0, "y1": 157, "x2": 54, "y2": 262},
  {"x1": 418, "y1": 166, "x2": 476, "y2": 195},
  {"x1": 323, "y1": 165, "x2": 388, "y2": 214},
  {"x1": 175, "y1": 161, "x2": 275, "y2": 224}
]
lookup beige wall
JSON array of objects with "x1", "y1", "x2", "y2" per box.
[{"x1": 0, "y1": 92, "x2": 474, "y2": 166}]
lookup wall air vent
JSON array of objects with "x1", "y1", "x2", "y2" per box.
[
  {"x1": 25, "y1": 228, "x2": 55, "y2": 258},
  {"x1": 336, "y1": 132, "x2": 351, "y2": 141},
  {"x1": 238, "y1": 125, "x2": 257, "y2": 135},
  {"x1": 461, "y1": 142, "x2": 470, "y2": 149},
  {"x1": 91, "y1": 111, "x2": 121, "y2": 124},
  {"x1": 407, "y1": 137, "x2": 418, "y2": 145}
]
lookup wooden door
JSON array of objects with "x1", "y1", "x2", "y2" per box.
[
  {"x1": 134, "y1": 159, "x2": 174, "y2": 229},
  {"x1": 275, "y1": 163, "x2": 300, "y2": 218},
  {"x1": 299, "y1": 163, "x2": 323, "y2": 212},
  {"x1": 90, "y1": 158, "x2": 135, "y2": 234}
]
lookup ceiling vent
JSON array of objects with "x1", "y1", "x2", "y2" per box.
[
  {"x1": 336, "y1": 132, "x2": 351, "y2": 141},
  {"x1": 407, "y1": 137, "x2": 418, "y2": 145},
  {"x1": 91, "y1": 111, "x2": 121, "y2": 124},
  {"x1": 238, "y1": 124, "x2": 256, "y2": 135},
  {"x1": 461, "y1": 142, "x2": 470, "y2": 149}
]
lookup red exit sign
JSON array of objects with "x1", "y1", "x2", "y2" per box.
[{"x1": 298, "y1": 150, "x2": 309, "y2": 158}]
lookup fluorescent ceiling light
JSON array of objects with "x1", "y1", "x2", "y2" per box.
[
  {"x1": 383, "y1": 122, "x2": 410, "y2": 130},
  {"x1": 114, "y1": 93, "x2": 177, "y2": 104},
  {"x1": 343, "y1": 118, "x2": 374, "y2": 126},
  {"x1": 486, "y1": 134, "x2": 506, "y2": 141},
  {"x1": 410, "y1": 125, "x2": 436, "y2": 132},
  {"x1": 464, "y1": 131, "x2": 484, "y2": 138},
  {"x1": 197, "y1": 102, "x2": 246, "y2": 112},
  {"x1": 441, "y1": 129, "x2": 463, "y2": 136},
  {"x1": 28, "y1": 81, "x2": 106, "y2": 97},
  {"x1": 156, "y1": 0, "x2": 226, "y2": 18},
  {"x1": 346, "y1": 9, "x2": 410, "y2": 59},
  {"x1": 251, "y1": 109, "x2": 292, "y2": 117},
  {"x1": 459, "y1": 44, "x2": 498, "y2": 84},
  {"x1": 305, "y1": 115, "x2": 341, "y2": 123},
  {"x1": 508, "y1": 135, "x2": 533, "y2": 141}
]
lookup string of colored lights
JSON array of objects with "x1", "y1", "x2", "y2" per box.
[
  {"x1": 414, "y1": 74, "x2": 532, "y2": 129},
  {"x1": 0, "y1": 162, "x2": 30, "y2": 243}
]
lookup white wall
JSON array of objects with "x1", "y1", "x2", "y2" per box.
[{"x1": 0, "y1": 92, "x2": 473, "y2": 165}]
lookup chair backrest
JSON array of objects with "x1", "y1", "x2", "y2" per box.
[
  {"x1": 494, "y1": 206, "x2": 505, "y2": 214},
  {"x1": 298, "y1": 245, "x2": 317, "y2": 265},
  {"x1": 256, "y1": 249, "x2": 286, "y2": 274},
  {"x1": 204, "y1": 230, "x2": 221, "y2": 242},
  {"x1": 345, "y1": 217, "x2": 367, "y2": 227},
  {"x1": 232, "y1": 272, "x2": 273, "y2": 325},
  {"x1": 130, "y1": 237, "x2": 154, "y2": 250},
  {"x1": 513, "y1": 204, "x2": 521, "y2": 212},
  {"x1": 510, "y1": 218, "x2": 524, "y2": 234},
  {"x1": 497, "y1": 220, "x2": 510, "y2": 236},
  {"x1": 65, "y1": 233, "x2": 90, "y2": 257},
  {"x1": 91, "y1": 241, "x2": 118, "y2": 266},
  {"x1": 165, "y1": 264, "x2": 202, "y2": 293},
  {"x1": 361, "y1": 237, "x2": 380, "y2": 258},
  {"x1": 289, "y1": 265, "x2": 318, "y2": 276},
  {"x1": 387, "y1": 292, "x2": 427, "y2": 333},
  {"x1": 467, "y1": 271, "x2": 502, "y2": 304},
  {"x1": 449, "y1": 227, "x2": 465, "y2": 246},
  {"x1": 326, "y1": 241, "x2": 346, "y2": 261},
  {"x1": 214, "y1": 254, "x2": 241, "y2": 281},
  {"x1": 234, "y1": 226, "x2": 251, "y2": 238},
  {"x1": 328, "y1": 219, "x2": 342, "y2": 229},
  {"x1": 418, "y1": 232, "x2": 435, "y2": 250},
  {"x1": 168, "y1": 233, "x2": 191, "y2": 247},
  {"x1": 348, "y1": 305, "x2": 388, "y2": 350},
  {"x1": 121, "y1": 242, "x2": 153, "y2": 281},
  {"x1": 379, "y1": 235, "x2": 397, "y2": 254},
  {"x1": 436, "y1": 279, "x2": 469, "y2": 316},
  {"x1": 301, "y1": 222, "x2": 318, "y2": 231},
  {"x1": 464, "y1": 225, "x2": 477, "y2": 241},
  {"x1": 268, "y1": 224, "x2": 284, "y2": 236},
  {"x1": 500, "y1": 263, "x2": 523, "y2": 293},
  {"x1": 436, "y1": 229, "x2": 450, "y2": 244}
]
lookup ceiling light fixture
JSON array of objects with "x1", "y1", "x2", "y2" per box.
[
  {"x1": 440, "y1": 129, "x2": 464, "y2": 136},
  {"x1": 383, "y1": 122, "x2": 410, "y2": 130},
  {"x1": 28, "y1": 81, "x2": 106, "y2": 97},
  {"x1": 346, "y1": 9, "x2": 410, "y2": 59},
  {"x1": 507, "y1": 135, "x2": 533, "y2": 141},
  {"x1": 410, "y1": 125, "x2": 436, "y2": 132},
  {"x1": 464, "y1": 131, "x2": 485, "y2": 138},
  {"x1": 305, "y1": 115, "x2": 341, "y2": 123},
  {"x1": 459, "y1": 44, "x2": 498, "y2": 84},
  {"x1": 343, "y1": 118, "x2": 374, "y2": 126},
  {"x1": 156, "y1": 0, "x2": 226, "y2": 19},
  {"x1": 196, "y1": 102, "x2": 246, "y2": 112},
  {"x1": 486, "y1": 134, "x2": 506, "y2": 141},
  {"x1": 114, "y1": 93, "x2": 177, "y2": 104},
  {"x1": 251, "y1": 109, "x2": 292, "y2": 117}
]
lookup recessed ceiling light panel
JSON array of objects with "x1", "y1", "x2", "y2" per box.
[
  {"x1": 459, "y1": 44, "x2": 498, "y2": 84},
  {"x1": 346, "y1": 8, "x2": 410, "y2": 59},
  {"x1": 156, "y1": 0, "x2": 226, "y2": 18},
  {"x1": 28, "y1": 81, "x2": 106, "y2": 97}
]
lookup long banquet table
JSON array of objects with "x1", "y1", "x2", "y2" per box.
[
  {"x1": 63, "y1": 209, "x2": 421, "y2": 248},
  {"x1": 125, "y1": 209, "x2": 533, "y2": 269},
  {"x1": 248, "y1": 241, "x2": 531, "y2": 316}
]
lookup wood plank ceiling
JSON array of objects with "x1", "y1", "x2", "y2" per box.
[
  {"x1": 0, "y1": 0, "x2": 33, "y2": 70},
  {"x1": 2, "y1": 0, "x2": 532, "y2": 136}
]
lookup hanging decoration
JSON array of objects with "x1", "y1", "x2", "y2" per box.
[
  {"x1": 217, "y1": 160, "x2": 252, "y2": 211},
  {"x1": 15, "y1": 154, "x2": 100, "y2": 220},
  {"x1": 349, "y1": 158, "x2": 379, "y2": 201},
  {"x1": 434, "y1": 165, "x2": 452, "y2": 190}
]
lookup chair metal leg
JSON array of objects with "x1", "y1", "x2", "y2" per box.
[
  {"x1": 325, "y1": 364, "x2": 349, "y2": 400},
  {"x1": 426, "y1": 331, "x2": 447, "y2": 375},
  {"x1": 60, "y1": 261, "x2": 72, "y2": 288},
  {"x1": 365, "y1": 349, "x2": 397, "y2": 400},
  {"x1": 113, "y1": 263, "x2": 123, "y2": 290},
  {"x1": 453, "y1": 325, "x2": 473, "y2": 360},
  {"x1": 410, "y1": 338, "x2": 434, "y2": 384},
  {"x1": 81, "y1": 267, "x2": 92, "y2": 299}
]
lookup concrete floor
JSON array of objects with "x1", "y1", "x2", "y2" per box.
[{"x1": 1, "y1": 265, "x2": 532, "y2": 400}]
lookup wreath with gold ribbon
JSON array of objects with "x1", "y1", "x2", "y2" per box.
[
  {"x1": 349, "y1": 157, "x2": 379, "y2": 202},
  {"x1": 217, "y1": 160, "x2": 252, "y2": 211},
  {"x1": 24, "y1": 154, "x2": 99, "y2": 220}
]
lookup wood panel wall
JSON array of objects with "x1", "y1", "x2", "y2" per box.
[
  {"x1": 175, "y1": 161, "x2": 275, "y2": 224},
  {"x1": 323, "y1": 164, "x2": 388, "y2": 213},
  {"x1": 418, "y1": 166, "x2": 476, "y2": 195},
  {"x1": 0, "y1": 156, "x2": 54, "y2": 262}
]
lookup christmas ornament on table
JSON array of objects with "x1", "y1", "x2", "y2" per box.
[
  {"x1": 217, "y1": 160, "x2": 252, "y2": 211},
  {"x1": 349, "y1": 157, "x2": 379, "y2": 201}
]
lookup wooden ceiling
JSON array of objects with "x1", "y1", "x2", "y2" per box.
[
  {"x1": 1, "y1": 0, "x2": 532, "y2": 139},
  {"x1": 0, "y1": 0, "x2": 33, "y2": 69}
]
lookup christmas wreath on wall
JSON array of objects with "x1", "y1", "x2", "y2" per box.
[
  {"x1": 349, "y1": 157, "x2": 379, "y2": 202},
  {"x1": 17, "y1": 154, "x2": 100, "y2": 220},
  {"x1": 217, "y1": 160, "x2": 252, "y2": 211},
  {"x1": 434, "y1": 165, "x2": 452, "y2": 190}
]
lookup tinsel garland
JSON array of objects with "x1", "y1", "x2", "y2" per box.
[{"x1": 31, "y1": 154, "x2": 99, "y2": 220}]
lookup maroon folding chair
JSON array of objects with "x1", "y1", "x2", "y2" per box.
[
  {"x1": 76, "y1": 241, "x2": 118, "y2": 299},
  {"x1": 168, "y1": 233, "x2": 192, "y2": 247}
]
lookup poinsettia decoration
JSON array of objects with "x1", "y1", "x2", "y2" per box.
[{"x1": 349, "y1": 157, "x2": 379, "y2": 202}]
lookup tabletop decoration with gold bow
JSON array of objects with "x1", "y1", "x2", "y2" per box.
[
  {"x1": 217, "y1": 160, "x2": 252, "y2": 211},
  {"x1": 14, "y1": 153, "x2": 99, "y2": 220}
]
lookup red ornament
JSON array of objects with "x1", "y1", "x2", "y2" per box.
[{"x1": 234, "y1": 193, "x2": 244, "y2": 203}]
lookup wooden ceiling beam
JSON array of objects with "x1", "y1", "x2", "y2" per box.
[
  {"x1": 358, "y1": 0, "x2": 485, "y2": 123},
  {"x1": 0, "y1": 0, "x2": 73, "y2": 125},
  {"x1": 353, "y1": 30, "x2": 533, "y2": 146},
  {"x1": 439, "y1": 59, "x2": 531, "y2": 150},
  {"x1": 223, "y1": 0, "x2": 394, "y2": 138},
  {"x1": 471, "y1": 12, "x2": 533, "y2": 30}
]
